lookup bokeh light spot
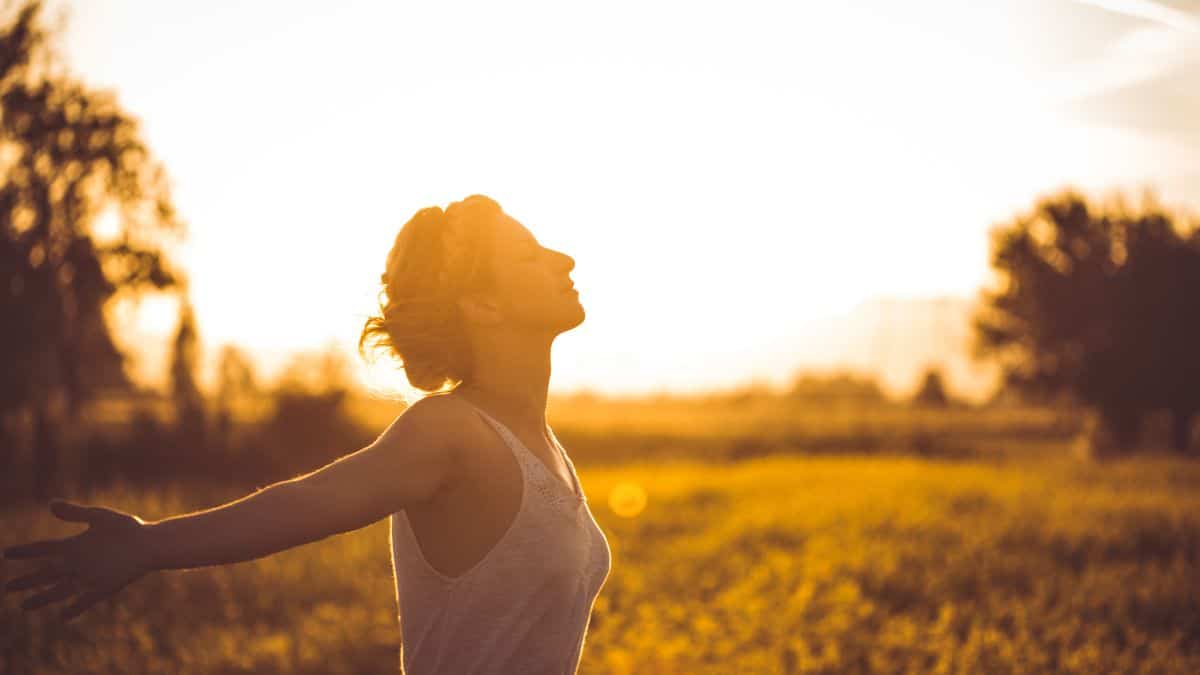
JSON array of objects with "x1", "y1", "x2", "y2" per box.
[{"x1": 608, "y1": 481, "x2": 648, "y2": 518}]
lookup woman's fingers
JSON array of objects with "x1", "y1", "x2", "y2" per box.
[
  {"x1": 20, "y1": 580, "x2": 76, "y2": 611},
  {"x1": 60, "y1": 590, "x2": 108, "y2": 622},
  {"x1": 61, "y1": 590, "x2": 108, "y2": 622},
  {"x1": 50, "y1": 500, "x2": 123, "y2": 527},
  {"x1": 3, "y1": 537, "x2": 68, "y2": 560},
  {"x1": 4, "y1": 565, "x2": 63, "y2": 592}
]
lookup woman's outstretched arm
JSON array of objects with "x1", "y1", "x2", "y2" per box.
[
  {"x1": 3, "y1": 394, "x2": 465, "y2": 620},
  {"x1": 137, "y1": 394, "x2": 464, "y2": 569}
]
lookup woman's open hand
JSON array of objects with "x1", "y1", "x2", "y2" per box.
[{"x1": 4, "y1": 500, "x2": 153, "y2": 622}]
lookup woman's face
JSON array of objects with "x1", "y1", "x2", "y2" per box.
[{"x1": 464, "y1": 211, "x2": 584, "y2": 335}]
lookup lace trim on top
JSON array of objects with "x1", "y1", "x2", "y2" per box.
[{"x1": 463, "y1": 401, "x2": 586, "y2": 515}]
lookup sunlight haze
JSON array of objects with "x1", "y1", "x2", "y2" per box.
[{"x1": 51, "y1": 0, "x2": 1200, "y2": 398}]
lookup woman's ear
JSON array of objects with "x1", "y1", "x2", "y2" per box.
[{"x1": 457, "y1": 293, "x2": 502, "y2": 326}]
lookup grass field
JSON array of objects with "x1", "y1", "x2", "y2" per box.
[
  {"x1": 349, "y1": 395, "x2": 1082, "y2": 465},
  {"x1": 3, "y1": 446, "x2": 1198, "y2": 674}
]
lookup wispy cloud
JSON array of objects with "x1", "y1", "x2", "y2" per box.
[
  {"x1": 1042, "y1": 0, "x2": 1200, "y2": 201},
  {"x1": 1068, "y1": 0, "x2": 1200, "y2": 31},
  {"x1": 1047, "y1": 0, "x2": 1200, "y2": 101}
]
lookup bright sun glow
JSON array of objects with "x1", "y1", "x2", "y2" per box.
[{"x1": 55, "y1": 0, "x2": 1200, "y2": 397}]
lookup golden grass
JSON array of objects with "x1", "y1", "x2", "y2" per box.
[{"x1": 4, "y1": 451, "x2": 1199, "y2": 674}]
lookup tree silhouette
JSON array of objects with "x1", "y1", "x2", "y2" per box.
[
  {"x1": 213, "y1": 343, "x2": 260, "y2": 451},
  {"x1": 244, "y1": 346, "x2": 369, "y2": 484},
  {"x1": 169, "y1": 300, "x2": 205, "y2": 448},
  {"x1": 912, "y1": 367, "x2": 950, "y2": 408},
  {"x1": 787, "y1": 371, "x2": 888, "y2": 405},
  {"x1": 0, "y1": 2, "x2": 183, "y2": 497},
  {"x1": 215, "y1": 345, "x2": 259, "y2": 407},
  {"x1": 974, "y1": 189, "x2": 1200, "y2": 454}
]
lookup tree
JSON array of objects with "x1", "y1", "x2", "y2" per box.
[
  {"x1": 246, "y1": 346, "x2": 369, "y2": 483},
  {"x1": 973, "y1": 189, "x2": 1200, "y2": 454},
  {"x1": 787, "y1": 371, "x2": 888, "y2": 405},
  {"x1": 0, "y1": 2, "x2": 183, "y2": 497},
  {"x1": 212, "y1": 344, "x2": 260, "y2": 452},
  {"x1": 214, "y1": 344, "x2": 259, "y2": 415},
  {"x1": 912, "y1": 367, "x2": 950, "y2": 408},
  {"x1": 169, "y1": 299, "x2": 205, "y2": 445}
]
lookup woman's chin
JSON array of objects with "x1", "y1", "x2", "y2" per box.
[{"x1": 563, "y1": 304, "x2": 586, "y2": 330}]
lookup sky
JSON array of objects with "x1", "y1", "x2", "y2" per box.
[{"x1": 47, "y1": 0, "x2": 1200, "y2": 397}]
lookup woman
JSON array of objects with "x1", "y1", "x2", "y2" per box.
[{"x1": 3, "y1": 194, "x2": 612, "y2": 675}]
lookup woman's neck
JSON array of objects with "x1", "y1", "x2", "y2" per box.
[{"x1": 456, "y1": 331, "x2": 554, "y2": 433}]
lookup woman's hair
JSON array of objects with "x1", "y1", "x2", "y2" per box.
[{"x1": 359, "y1": 194, "x2": 503, "y2": 392}]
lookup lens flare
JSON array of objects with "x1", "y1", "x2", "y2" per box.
[{"x1": 607, "y1": 481, "x2": 648, "y2": 518}]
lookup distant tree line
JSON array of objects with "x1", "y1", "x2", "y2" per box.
[{"x1": 52, "y1": 336, "x2": 376, "y2": 497}]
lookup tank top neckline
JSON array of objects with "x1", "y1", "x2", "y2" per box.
[{"x1": 455, "y1": 395, "x2": 585, "y2": 504}]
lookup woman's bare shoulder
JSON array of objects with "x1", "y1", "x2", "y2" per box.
[{"x1": 376, "y1": 392, "x2": 486, "y2": 454}]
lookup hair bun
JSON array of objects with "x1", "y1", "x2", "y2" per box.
[{"x1": 360, "y1": 195, "x2": 502, "y2": 393}]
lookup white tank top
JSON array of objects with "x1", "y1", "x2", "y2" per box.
[{"x1": 389, "y1": 399, "x2": 612, "y2": 674}]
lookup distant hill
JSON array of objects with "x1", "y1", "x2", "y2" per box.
[{"x1": 761, "y1": 296, "x2": 1002, "y2": 403}]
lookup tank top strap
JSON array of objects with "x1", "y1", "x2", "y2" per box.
[
  {"x1": 455, "y1": 396, "x2": 584, "y2": 507},
  {"x1": 545, "y1": 424, "x2": 586, "y2": 502},
  {"x1": 457, "y1": 398, "x2": 522, "y2": 455}
]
